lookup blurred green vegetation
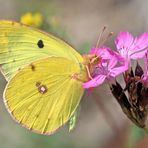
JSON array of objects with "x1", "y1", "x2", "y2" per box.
[
  {"x1": 127, "y1": 126, "x2": 145, "y2": 148},
  {"x1": 19, "y1": 0, "x2": 69, "y2": 39}
]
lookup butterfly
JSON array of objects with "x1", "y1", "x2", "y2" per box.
[{"x1": 0, "y1": 20, "x2": 91, "y2": 135}]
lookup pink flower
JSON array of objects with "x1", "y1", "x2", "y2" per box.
[
  {"x1": 83, "y1": 47, "x2": 128, "y2": 88},
  {"x1": 115, "y1": 32, "x2": 148, "y2": 60},
  {"x1": 142, "y1": 51, "x2": 148, "y2": 87}
]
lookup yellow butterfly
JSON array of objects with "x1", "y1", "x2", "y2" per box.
[{"x1": 0, "y1": 20, "x2": 90, "y2": 135}]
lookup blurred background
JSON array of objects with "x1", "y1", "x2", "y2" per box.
[{"x1": 0, "y1": 0, "x2": 148, "y2": 148}]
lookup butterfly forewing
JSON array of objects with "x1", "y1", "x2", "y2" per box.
[{"x1": 0, "y1": 20, "x2": 83, "y2": 80}]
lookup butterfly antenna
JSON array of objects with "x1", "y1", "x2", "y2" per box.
[
  {"x1": 94, "y1": 32, "x2": 113, "y2": 63},
  {"x1": 99, "y1": 32, "x2": 113, "y2": 47},
  {"x1": 95, "y1": 26, "x2": 107, "y2": 48}
]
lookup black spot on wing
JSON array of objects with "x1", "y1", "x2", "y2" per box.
[{"x1": 37, "y1": 40, "x2": 44, "y2": 48}]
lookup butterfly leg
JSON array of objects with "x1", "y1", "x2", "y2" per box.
[{"x1": 85, "y1": 65, "x2": 93, "y2": 80}]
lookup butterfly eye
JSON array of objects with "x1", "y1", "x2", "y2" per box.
[{"x1": 37, "y1": 39, "x2": 44, "y2": 48}]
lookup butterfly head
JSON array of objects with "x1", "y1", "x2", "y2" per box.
[{"x1": 82, "y1": 54, "x2": 102, "y2": 67}]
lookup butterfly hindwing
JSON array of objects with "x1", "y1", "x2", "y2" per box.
[{"x1": 4, "y1": 57, "x2": 87, "y2": 134}]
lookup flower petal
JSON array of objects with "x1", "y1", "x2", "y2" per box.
[
  {"x1": 108, "y1": 52, "x2": 128, "y2": 77},
  {"x1": 130, "y1": 48, "x2": 148, "y2": 59},
  {"x1": 90, "y1": 48, "x2": 98, "y2": 55},
  {"x1": 84, "y1": 47, "x2": 128, "y2": 89},
  {"x1": 115, "y1": 31, "x2": 134, "y2": 51},
  {"x1": 90, "y1": 47, "x2": 113, "y2": 59},
  {"x1": 134, "y1": 33, "x2": 148, "y2": 49},
  {"x1": 83, "y1": 75, "x2": 106, "y2": 88},
  {"x1": 129, "y1": 33, "x2": 148, "y2": 59},
  {"x1": 110, "y1": 60, "x2": 128, "y2": 77}
]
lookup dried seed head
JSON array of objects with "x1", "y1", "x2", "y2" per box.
[
  {"x1": 135, "y1": 62, "x2": 144, "y2": 77},
  {"x1": 110, "y1": 62, "x2": 148, "y2": 128}
]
